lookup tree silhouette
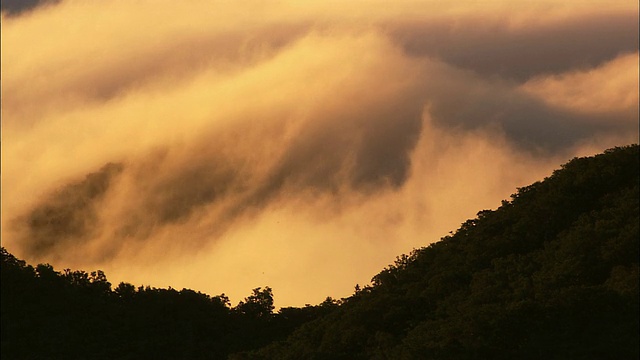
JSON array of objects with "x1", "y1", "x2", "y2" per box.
[{"x1": 235, "y1": 287, "x2": 275, "y2": 318}]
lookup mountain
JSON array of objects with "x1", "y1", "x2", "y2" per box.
[
  {"x1": 2, "y1": 144, "x2": 638, "y2": 359},
  {"x1": 1, "y1": 248, "x2": 339, "y2": 359},
  {"x1": 240, "y1": 144, "x2": 639, "y2": 359}
]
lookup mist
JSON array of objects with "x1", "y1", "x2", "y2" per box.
[{"x1": 2, "y1": 0, "x2": 638, "y2": 307}]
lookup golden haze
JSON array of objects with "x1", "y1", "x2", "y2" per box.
[{"x1": 2, "y1": 0, "x2": 638, "y2": 307}]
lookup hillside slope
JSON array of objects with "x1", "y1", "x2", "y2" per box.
[
  {"x1": 241, "y1": 144, "x2": 639, "y2": 359},
  {"x1": 2, "y1": 145, "x2": 638, "y2": 359}
]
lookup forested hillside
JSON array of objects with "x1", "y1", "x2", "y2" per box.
[
  {"x1": 1, "y1": 252, "x2": 339, "y2": 359},
  {"x1": 2, "y1": 145, "x2": 638, "y2": 359},
  {"x1": 243, "y1": 144, "x2": 639, "y2": 359}
]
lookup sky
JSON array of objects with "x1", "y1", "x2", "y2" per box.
[{"x1": 2, "y1": 0, "x2": 638, "y2": 307}]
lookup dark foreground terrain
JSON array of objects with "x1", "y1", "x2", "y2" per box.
[{"x1": 2, "y1": 145, "x2": 638, "y2": 359}]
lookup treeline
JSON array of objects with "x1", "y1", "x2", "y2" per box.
[
  {"x1": 1, "y1": 249, "x2": 339, "y2": 359},
  {"x1": 2, "y1": 144, "x2": 639, "y2": 359},
  {"x1": 241, "y1": 144, "x2": 640, "y2": 359}
]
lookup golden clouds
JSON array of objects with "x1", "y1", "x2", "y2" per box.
[
  {"x1": 2, "y1": 0, "x2": 638, "y2": 307},
  {"x1": 521, "y1": 52, "x2": 639, "y2": 120}
]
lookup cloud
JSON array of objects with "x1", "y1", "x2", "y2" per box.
[
  {"x1": 0, "y1": 0, "x2": 61, "y2": 16},
  {"x1": 12, "y1": 163, "x2": 124, "y2": 260},
  {"x1": 390, "y1": 10, "x2": 638, "y2": 81},
  {"x1": 521, "y1": 52, "x2": 639, "y2": 120},
  {"x1": 417, "y1": 59, "x2": 637, "y2": 152},
  {"x1": 10, "y1": 32, "x2": 429, "y2": 262},
  {"x1": 2, "y1": 0, "x2": 638, "y2": 306}
]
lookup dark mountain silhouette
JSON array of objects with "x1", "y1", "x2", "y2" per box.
[
  {"x1": 1, "y1": 248, "x2": 338, "y2": 359},
  {"x1": 2, "y1": 144, "x2": 638, "y2": 359},
  {"x1": 241, "y1": 144, "x2": 639, "y2": 359}
]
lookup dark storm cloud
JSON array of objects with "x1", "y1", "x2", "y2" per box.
[
  {"x1": 1, "y1": 0, "x2": 60, "y2": 16},
  {"x1": 108, "y1": 161, "x2": 241, "y2": 248},
  {"x1": 16, "y1": 79, "x2": 427, "y2": 259},
  {"x1": 15, "y1": 153, "x2": 238, "y2": 259},
  {"x1": 389, "y1": 11, "x2": 639, "y2": 81},
  {"x1": 421, "y1": 69, "x2": 633, "y2": 152},
  {"x1": 263, "y1": 91, "x2": 424, "y2": 193},
  {"x1": 16, "y1": 163, "x2": 123, "y2": 259}
]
